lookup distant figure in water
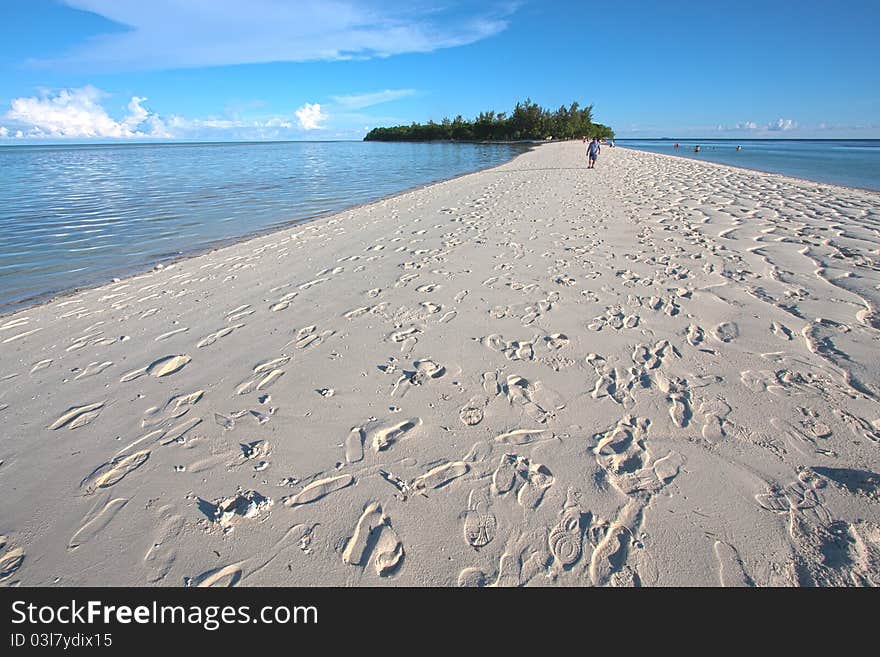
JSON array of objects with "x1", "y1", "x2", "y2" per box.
[
  {"x1": 674, "y1": 143, "x2": 679, "y2": 149},
  {"x1": 587, "y1": 137, "x2": 601, "y2": 169},
  {"x1": 736, "y1": 145, "x2": 743, "y2": 151},
  {"x1": 694, "y1": 145, "x2": 701, "y2": 153}
]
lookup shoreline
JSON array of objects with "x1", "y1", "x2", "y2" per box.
[
  {"x1": 0, "y1": 142, "x2": 535, "y2": 318},
  {"x1": 5, "y1": 140, "x2": 876, "y2": 319},
  {"x1": 615, "y1": 143, "x2": 880, "y2": 194},
  {"x1": 1, "y1": 141, "x2": 878, "y2": 587}
]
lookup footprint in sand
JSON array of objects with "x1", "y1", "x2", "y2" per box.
[
  {"x1": 462, "y1": 488, "x2": 497, "y2": 548},
  {"x1": 361, "y1": 417, "x2": 422, "y2": 452},
  {"x1": 390, "y1": 326, "x2": 421, "y2": 348},
  {"x1": 343, "y1": 306, "x2": 370, "y2": 319},
  {"x1": 342, "y1": 503, "x2": 385, "y2": 566},
  {"x1": 493, "y1": 428, "x2": 552, "y2": 446},
  {"x1": 197, "y1": 324, "x2": 244, "y2": 348},
  {"x1": 342, "y1": 502, "x2": 404, "y2": 576},
  {"x1": 698, "y1": 398, "x2": 731, "y2": 443},
  {"x1": 457, "y1": 567, "x2": 489, "y2": 587},
  {"x1": 225, "y1": 304, "x2": 255, "y2": 322},
  {"x1": 2, "y1": 328, "x2": 42, "y2": 344},
  {"x1": 68, "y1": 497, "x2": 128, "y2": 551},
  {"x1": 714, "y1": 541, "x2": 753, "y2": 587},
  {"x1": 142, "y1": 389, "x2": 204, "y2": 429},
  {"x1": 0, "y1": 536, "x2": 25, "y2": 582},
  {"x1": 770, "y1": 321, "x2": 794, "y2": 340},
  {"x1": 120, "y1": 354, "x2": 191, "y2": 382},
  {"x1": 491, "y1": 453, "x2": 554, "y2": 509},
  {"x1": 253, "y1": 355, "x2": 291, "y2": 373},
  {"x1": 80, "y1": 450, "x2": 150, "y2": 494},
  {"x1": 589, "y1": 501, "x2": 640, "y2": 587},
  {"x1": 283, "y1": 474, "x2": 353, "y2": 508},
  {"x1": 459, "y1": 396, "x2": 488, "y2": 426},
  {"x1": 201, "y1": 490, "x2": 274, "y2": 529},
  {"x1": 73, "y1": 361, "x2": 113, "y2": 380},
  {"x1": 270, "y1": 292, "x2": 298, "y2": 312},
  {"x1": 391, "y1": 361, "x2": 436, "y2": 397},
  {"x1": 0, "y1": 317, "x2": 29, "y2": 332},
  {"x1": 144, "y1": 508, "x2": 185, "y2": 584},
  {"x1": 191, "y1": 562, "x2": 245, "y2": 587},
  {"x1": 549, "y1": 502, "x2": 585, "y2": 569},
  {"x1": 155, "y1": 327, "x2": 188, "y2": 342},
  {"x1": 545, "y1": 333, "x2": 569, "y2": 350},
  {"x1": 482, "y1": 371, "x2": 501, "y2": 396},
  {"x1": 236, "y1": 368, "x2": 284, "y2": 395},
  {"x1": 669, "y1": 392, "x2": 691, "y2": 428},
  {"x1": 49, "y1": 401, "x2": 106, "y2": 430},
  {"x1": 481, "y1": 334, "x2": 537, "y2": 361},
  {"x1": 30, "y1": 359, "x2": 53, "y2": 374},
  {"x1": 712, "y1": 321, "x2": 739, "y2": 343},
  {"x1": 344, "y1": 427, "x2": 365, "y2": 464},
  {"x1": 686, "y1": 324, "x2": 705, "y2": 347},
  {"x1": 412, "y1": 461, "x2": 469, "y2": 495}
]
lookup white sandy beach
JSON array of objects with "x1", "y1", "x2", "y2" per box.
[{"x1": 1, "y1": 141, "x2": 878, "y2": 587}]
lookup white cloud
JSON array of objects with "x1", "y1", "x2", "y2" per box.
[
  {"x1": 3, "y1": 86, "x2": 169, "y2": 138},
  {"x1": 331, "y1": 89, "x2": 416, "y2": 109},
  {"x1": 126, "y1": 95, "x2": 174, "y2": 138},
  {"x1": 124, "y1": 95, "x2": 149, "y2": 130},
  {"x1": 717, "y1": 118, "x2": 799, "y2": 134},
  {"x1": 168, "y1": 116, "x2": 245, "y2": 131},
  {"x1": 47, "y1": 1, "x2": 515, "y2": 72},
  {"x1": 768, "y1": 118, "x2": 796, "y2": 131},
  {"x1": 167, "y1": 114, "x2": 295, "y2": 134},
  {"x1": 262, "y1": 117, "x2": 293, "y2": 129},
  {"x1": 3, "y1": 86, "x2": 401, "y2": 141},
  {"x1": 295, "y1": 103, "x2": 327, "y2": 130}
]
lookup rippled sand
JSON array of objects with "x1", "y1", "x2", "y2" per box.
[{"x1": 1, "y1": 142, "x2": 879, "y2": 586}]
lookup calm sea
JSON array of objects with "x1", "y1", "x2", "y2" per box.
[
  {"x1": 617, "y1": 139, "x2": 880, "y2": 192},
  {"x1": 0, "y1": 141, "x2": 527, "y2": 312}
]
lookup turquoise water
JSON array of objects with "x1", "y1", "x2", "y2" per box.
[
  {"x1": 617, "y1": 139, "x2": 880, "y2": 192},
  {"x1": 0, "y1": 141, "x2": 527, "y2": 312}
]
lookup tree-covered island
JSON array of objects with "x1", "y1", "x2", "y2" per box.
[{"x1": 363, "y1": 99, "x2": 614, "y2": 142}]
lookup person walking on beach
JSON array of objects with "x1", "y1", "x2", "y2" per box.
[{"x1": 587, "y1": 137, "x2": 601, "y2": 169}]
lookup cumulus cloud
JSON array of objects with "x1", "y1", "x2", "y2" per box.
[
  {"x1": 295, "y1": 103, "x2": 327, "y2": 130},
  {"x1": 2, "y1": 87, "x2": 305, "y2": 140},
  {"x1": 123, "y1": 95, "x2": 149, "y2": 130},
  {"x1": 768, "y1": 118, "x2": 797, "y2": 131},
  {"x1": 717, "y1": 118, "x2": 798, "y2": 133},
  {"x1": 2, "y1": 85, "x2": 413, "y2": 141},
  {"x1": 45, "y1": 1, "x2": 516, "y2": 72},
  {"x1": 3, "y1": 86, "x2": 169, "y2": 138},
  {"x1": 331, "y1": 89, "x2": 416, "y2": 109}
]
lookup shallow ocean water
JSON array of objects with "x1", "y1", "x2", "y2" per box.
[{"x1": 0, "y1": 141, "x2": 527, "y2": 311}]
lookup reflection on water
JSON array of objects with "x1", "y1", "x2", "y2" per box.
[{"x1": 0, "y1": 141, "x2": 527, "y2": 311}]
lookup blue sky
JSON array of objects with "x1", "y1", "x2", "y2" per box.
[{"x1": 1, "y1": 0, "x2": 878, "y2": 141}]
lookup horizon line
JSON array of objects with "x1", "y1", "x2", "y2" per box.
[{"x1": 3, "y1": 136, "x2": 879, "y2": 148}]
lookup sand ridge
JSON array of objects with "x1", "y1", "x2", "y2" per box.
[{"x1": 0, "y1": 142, "x2": 879, "y2": 586}]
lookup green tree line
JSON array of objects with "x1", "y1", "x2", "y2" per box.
[{"x1": 363, "y1": 99, "x2": 614, "y2": 142}]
